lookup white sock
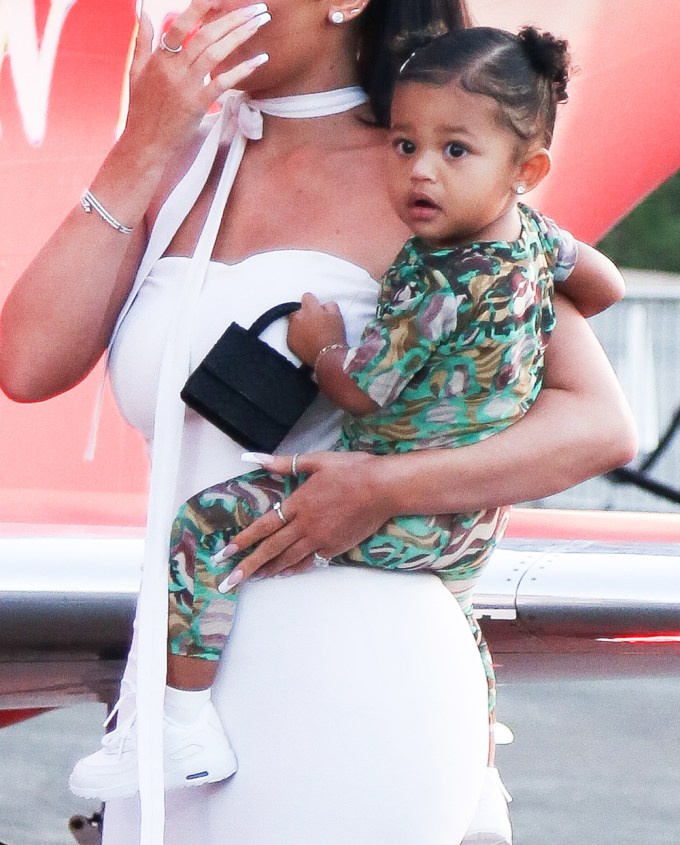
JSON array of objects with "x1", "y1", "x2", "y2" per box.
[{"x1": 164, "y1": 685, "x2": 211, "y2": 724}]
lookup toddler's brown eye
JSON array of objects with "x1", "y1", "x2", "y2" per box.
[
  {"x1": 394, "y1": 139, "x2": 416, "y2": 155},
  {"x1": 444, "y1": 143, "x2": 467, "y2": 159}
]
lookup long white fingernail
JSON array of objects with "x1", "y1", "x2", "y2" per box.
[
  {"x1": 241, "y1": 451, "x2": 273, "y2": 465},
  {"x1": 220, "y1": 569, "x2": 244, "y2": 592},
  {"x1": 213, "y1": 542, "x2": 238, "y2": 562},
  {"x1": 245, "y1": 12, "x2": 271, "y2": 31},
  {"x1": 247, "y1": 52, "x2": 270, "y2": 68},
  {"x1": 241, "y1": 2, "x2": 268, "y2": 17}
]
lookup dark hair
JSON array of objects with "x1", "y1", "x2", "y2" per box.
[
  {"x1": 356, "y1": 0, "x2": 473, "y2": 127},
  {"x1": 396, "y1": 26, "x2": 572, "y2": 147}
]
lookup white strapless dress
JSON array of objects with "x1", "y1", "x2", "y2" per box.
[{"x1": 101, "y1": 248, "x2": 488, "y2": 844}]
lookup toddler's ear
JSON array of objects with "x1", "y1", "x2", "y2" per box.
[{"x1": 516, "y1": 148, "x2": 552, "y2": 194}]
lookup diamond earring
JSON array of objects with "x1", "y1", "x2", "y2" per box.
[
  {"x1": 329, "y1": 10, "x2": 345, "y2": 24},
  {"x1": 515, "y1": 185, "x2": 526, "y2": 195}
]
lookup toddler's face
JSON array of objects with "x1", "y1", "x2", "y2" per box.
[{"x1": 387, "y1": 79, "x2": 524, "y2": 248}]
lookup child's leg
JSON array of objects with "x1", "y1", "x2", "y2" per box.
[
  {"x1": 441, "y1": 582, "x2": 498, "y2": 759},
  {"x1": 435, "y1": 507, "x2": 511, "y2": 764},
  {"x1": 68, "y1": 471, "x2": 300, "y2": 800},
  {"x1": 167, "y1": 468, "x2": 303, "y2": 691}
]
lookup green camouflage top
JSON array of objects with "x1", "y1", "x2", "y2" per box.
[{"x1": 339, "y1": 204, "x2": 577, "y2": 455}]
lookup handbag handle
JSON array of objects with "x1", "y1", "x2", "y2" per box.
[{"x1": 249, "y1": 302, "x2": 302, "y2": 337}]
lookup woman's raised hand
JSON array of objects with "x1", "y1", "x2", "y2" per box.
[
  {"x1": 215, "y1": 451, "x2": 394, "y2": 588},
  {"x1": 126, "y1": 1, "x2": 271, "y2": 158}
]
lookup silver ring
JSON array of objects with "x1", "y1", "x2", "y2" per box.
[
  {"x1": 312, "y1": 552, "x2": 330, "y2": 568},
  {"x1": 291, "y1": 453, "x2": 300, "y2": 477},
  {"x1": 160, "y1": 32, "x2": 183, "y2": 54},
  {"x1": 273, "y1": 501, "x2": 288, "y2": 525}
]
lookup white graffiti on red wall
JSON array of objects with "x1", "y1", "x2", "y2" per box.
[
  {"x1": 0, "y1": 0, "x2": 181, "y2": 146},
  {"x1": 0, "y1": 0, "x2": 78, "y2": 145}
]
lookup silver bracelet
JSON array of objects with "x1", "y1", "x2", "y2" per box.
[{"x1": 80, "y1": 189, "x2": 133, "y2": 235}]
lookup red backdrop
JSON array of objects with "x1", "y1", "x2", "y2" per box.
[{"x1": 0, "y1": 0, "x2": 679, "y2": 525}]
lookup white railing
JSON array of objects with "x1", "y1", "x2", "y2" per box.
[{"x1": 533, "y1": 270, "x2": 680, "y2": 513}]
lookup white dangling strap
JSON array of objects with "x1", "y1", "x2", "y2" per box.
[{"x1": 135, "y1": 100, "x2": 257, "y2": 845}]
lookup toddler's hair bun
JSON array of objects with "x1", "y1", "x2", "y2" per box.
[{"x1": 518, "y1": 25, "x2": 571, "y2": 103}]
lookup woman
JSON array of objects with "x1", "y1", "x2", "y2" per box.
[{"x1": 0, "y1": 1, "x2": 636, "y2": 844}]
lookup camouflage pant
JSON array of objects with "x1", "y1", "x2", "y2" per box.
[{"x1": 168, "y1": 468, "x2": 509, "y2": 716}]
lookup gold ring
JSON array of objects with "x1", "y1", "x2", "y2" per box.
[
  {"x1": 159, "y1": 32, "x2": 182, "y2": 54},
  {"x1": 273, "y1": 501, "x2": 287, "y2": 525}
]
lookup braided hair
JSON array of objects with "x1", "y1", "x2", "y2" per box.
[{"x1": 396, "y1": 25, "x2": 573, "y2": 147}]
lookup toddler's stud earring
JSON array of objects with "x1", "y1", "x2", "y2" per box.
[
  {"x1": 329, "y1": 10, "x2": 345, "y2": 24},
  {"x1": 515, "y1": 185, "x2": 526, "y2": 195}
]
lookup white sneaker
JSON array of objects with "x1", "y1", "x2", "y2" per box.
[
  {"x1": 69, "y1": 701, "x2": 237, "y2": 801},
  {"x1": 461, "y1": 766, "x2": 513, "y2": 845}
]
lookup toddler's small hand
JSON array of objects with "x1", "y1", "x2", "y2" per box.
[{"x1": 287, "y1": 293, "x2": 346, "y2": 365}]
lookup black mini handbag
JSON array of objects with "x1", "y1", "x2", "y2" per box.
[{"x1": 180, "y1": 302, "x2": 319, "y2": 452}]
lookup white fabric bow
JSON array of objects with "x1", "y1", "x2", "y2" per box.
[{"x1": 225, "y1": 91, "x2": 265, "y2": 141}]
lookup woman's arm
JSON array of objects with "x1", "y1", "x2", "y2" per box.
[
  {"x1": 560, "y1": 241, "x2": 626, "y2": 318},
  {"x1": 225, "y1": 294, "x2": 638, "y2": 578},
  {"x1": 0, "y1": 4, "x2": 270, "y2": 402}
]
